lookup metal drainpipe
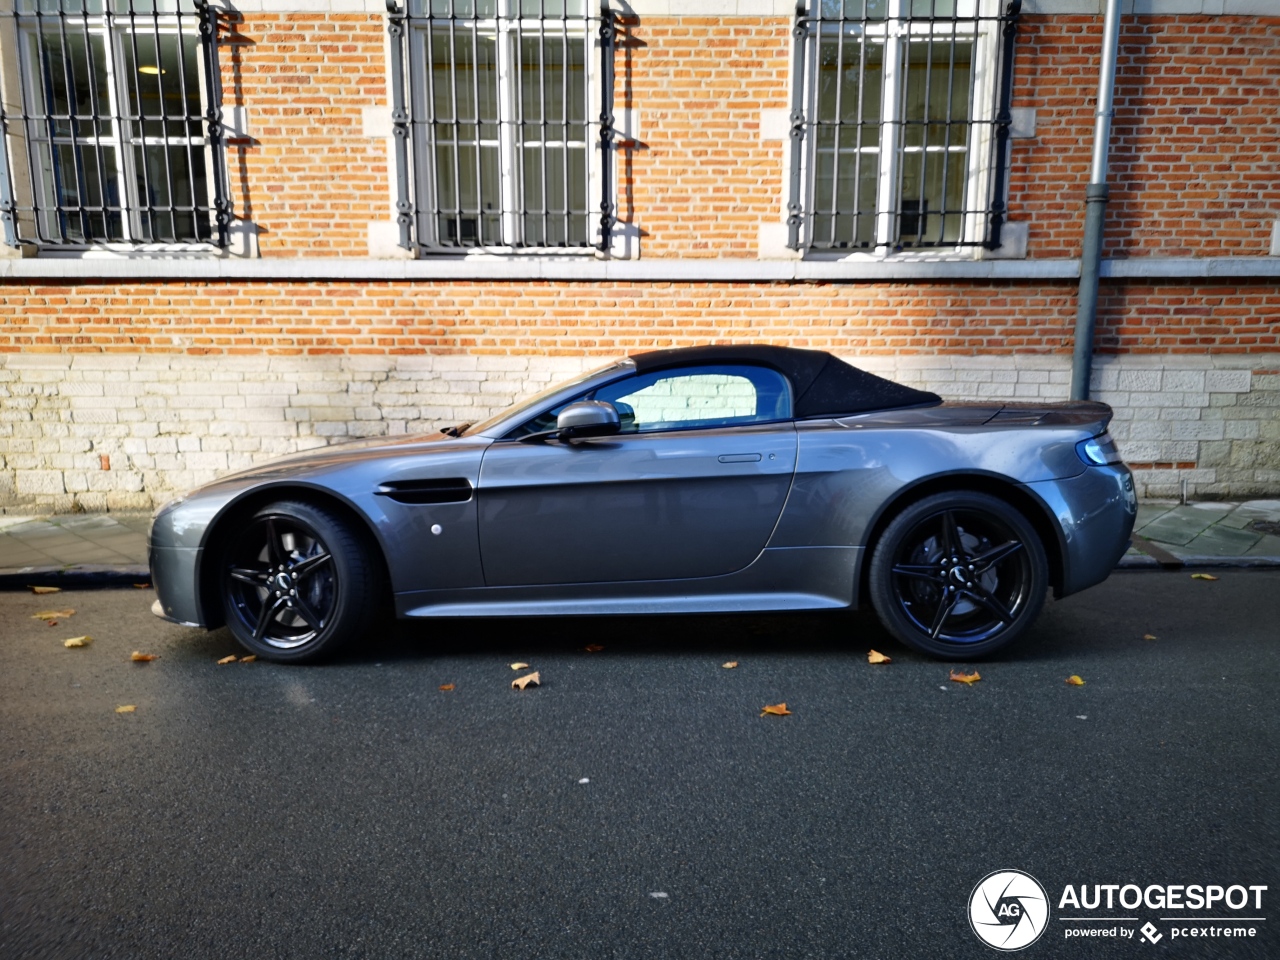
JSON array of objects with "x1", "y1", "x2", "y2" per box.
[{"x1": 1069, "y1": 0, "x2": 1123, "y2": 401}]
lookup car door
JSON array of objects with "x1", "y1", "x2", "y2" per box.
[{"x1": 476, "y1": 364, "x2": 798, "y2": 586}]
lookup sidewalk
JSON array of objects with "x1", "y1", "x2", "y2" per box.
[{"x1": 0, "y1": 501, "x2": 1278, "y2": 588}]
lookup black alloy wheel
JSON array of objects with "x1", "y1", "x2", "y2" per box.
[
  {"x1": 220, "y1": 500, "x2": 380, "y2": 663},
  {"x1": 868, "y1": 491, "x2": 1049, "y2": 660}
]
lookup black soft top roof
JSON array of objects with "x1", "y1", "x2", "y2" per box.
[{"x1": 631, "y1": 345, "x2": 941, "y2": 418}]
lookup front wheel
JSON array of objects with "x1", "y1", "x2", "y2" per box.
[
  {"x1": 219, "y1": 501, "x2": 381, "y2": 663},
  {"x1": 867, "y1": 491, "x2": 1049, "y2": 660}
]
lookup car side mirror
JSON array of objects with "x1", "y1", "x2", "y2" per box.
[{"x1": 556, "y1": 401, "x2": 621, "y2": 441}]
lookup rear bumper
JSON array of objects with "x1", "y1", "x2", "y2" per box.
[{"x1": 1026, "y1": 464, "x2": 1136, "y2": 598}]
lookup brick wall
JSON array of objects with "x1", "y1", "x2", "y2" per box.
[
  {"x1": 2, "y1": 350, "x2": 1276, "y2": 512},
  {"x1": 223, "y1": 13, "x2": 389, "y2": 257}
]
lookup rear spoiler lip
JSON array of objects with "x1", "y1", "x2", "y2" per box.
[{"x1": 983, "y1": 401, "x2": 1113, "y2": 432}]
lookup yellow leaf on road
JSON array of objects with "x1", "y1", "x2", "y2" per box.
[
  {"x1": 512, "y1": 672, "x2": 540, "y2": 690},
  {"x1": 509, "y1": 662, "x2": 530, "y2": 671},
  {"x1": 32, "y1": 610, "x2": 74, "y2": 621},
  {"x1": 239, "y1": 655, "x2": 256, "y2": 663},
  {"x1": 132, "y1": 583, "x2": 151, "y2": 589},
  {"x1": 584, "y1": 644, "x2": 604, "y2": 653},
  {"x1": 216, "y1": 655, "x2": 237, "y2": 665},
  {"x1": 1191, "y1": 573, "x2": 1219, "y2": 581},
  {"x1": 115, "y1": 705, "x2": 136, "y2": 714},
  {"x1": 949, "y1": 669, "x2": 981, "y2": 684},
  {"x1": 1143, "y1": 633, "x2": 1158, "y2": 641},
  {"x1": 1066, "y1": 675, "x2": 1086, "y2": 686},
  {"x1": 760, "y1": 702, "x2": 792, "y2": 717},
  {"x1": 868, "y1": 650, "x2": 891, "y2": 664},
  {"x1": 130, "y1": 651, "x2": 157, "y2": 662},
  {"x1": 439, "y1": 683, "x2": 455, "y2": 691},
  {"x1": 30, "y1": 586, "x2": 61, "y2": 594},
  {"x1": 722, "y1": 661, "x2": 738, "y2": 669},
  {"x1": 63, "y1": 636, "x2": 92, "y2": 648}
]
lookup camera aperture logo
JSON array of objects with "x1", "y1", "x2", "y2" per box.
[{"x1": 969, "y1": 870, "x2": 1050, "y2": 951}]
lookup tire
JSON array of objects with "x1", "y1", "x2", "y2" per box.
[
  {"x1": 219, "y1": 500, "x2": 381, "y2": 663},
  {"x1": 867, "y1": 491, "x2": 1049, "y2": 660}
]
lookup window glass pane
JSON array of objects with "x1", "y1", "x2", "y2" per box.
[
  {"x1": 900, "y1": 38, "x2": 971, "y2": 245},
  {"x1": 819, "y1": 0, "x2": 888, "y2": 20},
  {"x1": 120, "y1": 31, "x2": 204, "y2": 138},
  {"x1": 518, "y1": 32, "x2": 587, "y2": 246},
  {"x1": 812, "y1": 35, "x2": 881, "y2": 248},
  {"x1": 594, "y1": 366, "x2": 791, "y2": 433}
]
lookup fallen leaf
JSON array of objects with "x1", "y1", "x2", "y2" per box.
[
  {"x1": 32, "y1": 610, "x2": 74, "y2": 621},
  {"x1": 1191, "y1": 573, "x2": 1218, "y2": 581},
  {"x1": 130, "y1": 651, "x2": 157, "y2": 662},
  {"x1": 512, "y1": 671, "x2": 540, "y2": 691},
  {"x1": 30, "y1": 585, "x2": 61, "y2": 594},
  {"x1": 239, "y1": 655, "x2": 257, "y2": 663},
  {"x1": 47, "y1": 622, "x2": 57, "y2": 627},
  {"x1": 132, "y1": 583, "x2": 151, "y2": 589},
  {"x1": 760, "y1": 702, "x2": 792, "y2": 717},
  {"x1": 216, "y1": 655, "x2": 237, "y2": 665},
  {"x1": 868, "y1": 649, "x2": 891, "y2": 664},
  {"x1": 1143, "y1": 633, "x2": 1158, "y2": 641},
  {"x1": 509, "y1": 662, "x2": 530, "y2": 671},
  {"x1": 1065, "y1": 675, "x2": 1086, "y2": 686},
  {"x1": 439, "y1": 683, "x2": 455, "y2": 691},
  {"x1": 949, "y1": 669, "x2": 981, "y2": 684},
  {"x1": 722, "y1": 661, "x2": 738, "y2": 669},
  {"x1": 63, "y1": 636, "x2": 92, "y2": 648},
  {"x1": 584, "y1": 644, "x2": 604, "y2": 653},
  {"x1": 115, "y1": 705, "x2": 136, "y2": 713}
]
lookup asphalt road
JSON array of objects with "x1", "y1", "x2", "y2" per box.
[{"x1": 1, "y1": 572, "x2": 1277, "y2": 960}]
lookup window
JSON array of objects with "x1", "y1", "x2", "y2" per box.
[
  {"x1": 388, "y1": 0, "x2": 613, "y2": 252},
  {"x1": 506, "y1": 365, "x2": 792, "y2": 438},
  {"x1": 788, "y1": 0, "x2": 1018, "y2": 252},
  {"x1": 0, "y1": 0, "x2": 229, "y2": 248}
]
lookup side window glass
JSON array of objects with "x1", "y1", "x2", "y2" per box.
[{"x1": 595, "y1": 365, "x2": 790, "y2": 434}]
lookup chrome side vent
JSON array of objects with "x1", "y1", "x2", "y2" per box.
[{"x1": 375, "y1": 478, "x2": 473, "y2": 505}]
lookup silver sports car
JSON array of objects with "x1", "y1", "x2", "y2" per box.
[{"x1": 149, "y1": 345, "x2": 1136, "y2": 663}]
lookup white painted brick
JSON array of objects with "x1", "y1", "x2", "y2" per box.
[
  {"x1": 15, "y1": 470, "x2": 64, "y2": 495},
  {"x1": 1171, "y1": 420, "x2": 1225, "y2": 441},
  {"x1": 1161, "y1": 370, "x2": 1206, "y2": 393},
  {"x1": 1205, "y1": 370, "x2": 1252, "y2": 393},
  {"x1": 1225, "y1": 420, "x2": 1260, "y2": 440},
  {"x1": 1117, "y1": 370, "x2": 1162, "y2": 392}
]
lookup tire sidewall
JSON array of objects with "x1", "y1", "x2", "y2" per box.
[
  {"x1": 220, "y1": 501, "x2": 373, "y2": 663},
  {"x1": 868, "y1": 491, "x2": 1049, "y2": 660}
]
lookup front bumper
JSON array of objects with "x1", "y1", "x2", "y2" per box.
[
  {"x1": 1026, "y1": 463, "x2": 1136, "y2": 598},
  {"x1": 149, "y1": 501, "x2": 208, "y2": 626}
]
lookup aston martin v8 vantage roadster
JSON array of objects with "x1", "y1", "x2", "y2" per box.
[{"x1": 149, "y1": 345, "x2": 1136, "y2": 662}]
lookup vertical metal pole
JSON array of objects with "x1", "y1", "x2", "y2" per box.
[
  {"x1": 985, "y1": 0, "x2": 1021, "y2": 251},
  {"x1": 1070, "y1": 0, "x2": 1122, "y2": 401},
  {"x1": 785, "y1": 0, "x2": 806, "y2": 250},
  {"x1": 596, "y1": 0, "x2": 613, "y2": 253},
  {"x1": 195, "y1": 0, "x2": 230, "y2": 248},
  {"x1": 386, "y1": 0, "x2": 413, "y2": 250}
]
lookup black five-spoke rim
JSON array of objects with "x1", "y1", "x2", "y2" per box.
[
  {"x1": 890, "y1": 508, "x2": 1031, "y2": 645},
  {"x1": 225, "y1": 515, "x2": 337, "y2": 650}
]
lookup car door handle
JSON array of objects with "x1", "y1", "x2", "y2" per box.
[{"x1": 717, "y1": 453, "x2": 762, "y2": 463}]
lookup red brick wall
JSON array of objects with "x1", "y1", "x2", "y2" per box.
[
  {"x1": 618, "y1": 15, "x2": 790, "y2": 258},
  {"x1": 1008, "y1": 14, "x2": 1280, "y2": 259},
  {"x1": 3, "y1": 280, "x2": 1277, "y2": 356},
  {"x1": 222, "y1": 13, "x2": 389, "y2": 257}
]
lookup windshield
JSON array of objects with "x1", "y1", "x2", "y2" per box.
[{"x1": 460, "y1": 360, "x2": 631, "y2": 437}]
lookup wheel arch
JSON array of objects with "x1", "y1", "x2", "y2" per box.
[
  {"x1": 856, "y1": 472, "x2": 1067, "y2": 607},
  {"x1": 195, "y1": 482, "x2": 392, "y2": 629}
]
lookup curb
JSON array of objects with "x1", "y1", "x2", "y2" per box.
[{"x1": 0, "y1": 565, "x2": 151, "y2": 590}]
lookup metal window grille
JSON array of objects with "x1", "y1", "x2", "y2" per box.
[
  {"x1": 0, "y1": 0, "x2": 230, "y2": 248},
  {"x1": 386, "y1": 0, "x2": 614, "y2": 252},
  {"x1": 788, "y1": 0, "x2": 1019, "y2": 251}
]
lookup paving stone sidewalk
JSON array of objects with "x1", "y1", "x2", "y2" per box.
[{"x1": 0, "y1": 501, "x2": 1277, "y2": 588}]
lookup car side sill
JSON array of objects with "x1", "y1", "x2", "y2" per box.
[{"x1": 398, "y1": 546, "x2": 862, "y2": 619}]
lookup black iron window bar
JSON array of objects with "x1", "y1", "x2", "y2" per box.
[
  {"x1": 0, "y1": 0, "x2": 230, "y2": 248},
  {"x1": 788, "y1": 0, "x2": 1018, "y2": 252},
  {"x1": 387, "y1": 0, "x2": 613, "y2": 253}
]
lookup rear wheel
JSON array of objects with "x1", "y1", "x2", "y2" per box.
[
  {"x1": 219, "y1": 501, "x2": 380, "y2": 663},
  {"x1": 868, "y1": 491, "x2": 1048, "y2": 660}
]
